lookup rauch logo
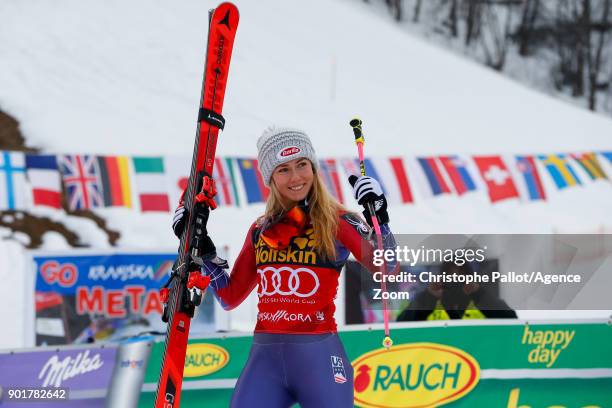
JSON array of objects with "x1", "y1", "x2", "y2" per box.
[
  {"x1": 352, "y1": 343, "x2": 480, "y2": 408},
  {"x1": 277, "y1": 146, "x2": 301, "y2": 159},
  {"x1": 183, "y1": 343, "x2": 229, "y2": 377}
]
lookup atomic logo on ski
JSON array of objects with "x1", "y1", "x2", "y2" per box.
[{"x1": 219, "y1": 10, "x2": 232, "y2": 29}]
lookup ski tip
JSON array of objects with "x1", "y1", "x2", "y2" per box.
[{"x1": 213, "y1": 2, "x2": 240, "y2": 31}]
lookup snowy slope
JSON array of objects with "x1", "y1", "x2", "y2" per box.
[
  {"x1": 1, "y1": 0, "x2": 612, "y2": 158},
  {"x1": 1, "y1": 0, "x2": 612, "y2": 347}
]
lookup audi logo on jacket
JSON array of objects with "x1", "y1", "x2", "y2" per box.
[{"x1": 204, "y1": 211, "x2": 396, "y2": 333}]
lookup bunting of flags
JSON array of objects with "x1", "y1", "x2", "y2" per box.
[{"x1": 2, "y1": 150, "x2": 612, "y2": 213}]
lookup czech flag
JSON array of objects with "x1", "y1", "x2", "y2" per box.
[{"x1": 237, "y1": 158, "x2": 269, "y2": 203}]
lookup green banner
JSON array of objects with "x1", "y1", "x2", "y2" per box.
[{"x1": 141, "y1": 321, "x2": 612, "y2": 407}]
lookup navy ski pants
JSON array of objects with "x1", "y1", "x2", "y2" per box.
[{"x1": 230, "y1": 333, "x2": 354, "y2": 408}]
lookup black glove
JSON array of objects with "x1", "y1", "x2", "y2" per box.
[{"x1": 348, "y1": 175, "x2": 389, "y2": 226}]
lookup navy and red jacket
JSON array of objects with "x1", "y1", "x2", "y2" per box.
[{"x1": 203, "y1": 211, "x2": 396, "y2": 333}]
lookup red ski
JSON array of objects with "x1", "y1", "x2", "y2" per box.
[{"x1": 154, "y1": 3, "x2": 239, "y2": 407}]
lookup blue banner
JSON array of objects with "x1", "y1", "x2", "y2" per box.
[{"x1": 33, "y1": 251, "x2": 176, "y2": 345}]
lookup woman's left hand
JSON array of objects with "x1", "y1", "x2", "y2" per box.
[{"x1": 348, "y1": 175, "x2": 389, "y2": 225}]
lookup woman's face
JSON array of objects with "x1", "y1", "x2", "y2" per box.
[{"x1": 271, "y1": 158, "x2": 314, "y2": 206}]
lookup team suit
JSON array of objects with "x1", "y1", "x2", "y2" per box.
[{"x1": 202, "y1": 210, "x2": 396, "y2": 408}]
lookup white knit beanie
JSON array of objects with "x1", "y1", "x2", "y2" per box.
[{"x1": 256, "y1": 126, "x2": 318, "y2": 186}]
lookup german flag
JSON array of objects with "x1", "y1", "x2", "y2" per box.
[{"x1": 97, "y1": 156, "x2": 132, "y2": 207}]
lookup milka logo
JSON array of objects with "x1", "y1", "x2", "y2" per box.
[
  {"x1": 38, "y1": 350, "x2": 104, "y2": 387},
  {"x1": 277, "y1": 146, "x2": 301, "y2": 159}
]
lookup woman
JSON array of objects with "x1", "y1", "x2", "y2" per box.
[{"x1": 173, "y1": 126, "x2": 395, "y2": 407}]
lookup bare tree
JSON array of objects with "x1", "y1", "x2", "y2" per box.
[
  {"x1": 413, "y1": 0, "x2": 423, "y2": 23},
  {"x1": 517, "y1": 0, "x2": 541, "y2": 55},
  {"x1": 479, "y1": 1, "x2": 519, "y2": 70},
  {"x1": 464, "y1": 0, "x2": 484, "y2": 46},
  {"x1": 586, "y1": 0, "x2": 611, "y2": 110}
]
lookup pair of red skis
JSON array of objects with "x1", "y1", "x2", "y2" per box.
[{"x1": 154, "y1": 3, "x2": 239, "y2": 407}]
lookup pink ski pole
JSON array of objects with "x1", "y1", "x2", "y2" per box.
[{"x1": 349, "y1": 118, "x2": 393, "y2": 350}]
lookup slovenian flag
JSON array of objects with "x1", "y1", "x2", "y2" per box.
[
  {"x1": 97, "y1": 156, "x2": 132, "y2": 208},
  {"x1": 1, "y1": 151, "x2": 28, "y2": 210},
  {"x1": 132, "y1": 157, "x2": 170, "y2": 212},
  {"x1": 515, "y1": 155, "x2": 546, "y2": 201},
  {"x1": 538, "y1": 154, "x2": 582, "y2": 189},
  {"x1": 438, "y1": 155, "x2": 477, "y2": 195},
  {"x1": 417, "y1": 157, "x2": 451, "y2": 196},
  {"x1": 237, "y1": 158, "x2": 269, "y2": 204},
  {"x1": 25, "y1": 154, "x2": 63, "y2": 209}
]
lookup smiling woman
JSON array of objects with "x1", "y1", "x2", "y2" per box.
[{"x1": 171, "y1": 125, "x2": 397, "y2": 407}]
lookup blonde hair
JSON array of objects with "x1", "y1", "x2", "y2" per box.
[{"x1": 258, "y1": 166, "x2": 348, "y2": 260}]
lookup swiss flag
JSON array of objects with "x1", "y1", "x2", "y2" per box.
[{"x1": 473, "y1": 156, "x2": 519, "y2": 202}]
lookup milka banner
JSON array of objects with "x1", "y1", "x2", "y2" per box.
[
  {"x1": 32, "y1": 251, "x2": 178, "y2": 345},
  {"x1": 0, "y1": 344, "x2": 116, "y2": 407}
]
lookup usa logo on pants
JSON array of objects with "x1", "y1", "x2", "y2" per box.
[{"x1": 331, "y1": 356, "x2": 347, "y2": 384}]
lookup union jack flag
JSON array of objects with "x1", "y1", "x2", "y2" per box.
[{"x1": 59, "y1": 155, "x2": 105, "y2": 210}]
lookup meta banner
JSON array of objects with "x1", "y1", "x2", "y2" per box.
[
  {"x1": 0, "y1": 344, "x2": 116, "y2": 407},
  {"x1": 32, "y1": 251, "x2": 176, "y2": 345}
]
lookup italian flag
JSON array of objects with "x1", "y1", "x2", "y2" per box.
[{"x1": 133, "y1": 157, "x2": 170, "y2": 212}]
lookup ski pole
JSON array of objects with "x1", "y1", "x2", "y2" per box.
[{"x1": 349, "y1": 118, "x2": 393, "y2": 350}]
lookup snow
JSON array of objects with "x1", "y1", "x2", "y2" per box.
[{"x1": 0, "y1": 0, "x2": 611, "y2": 346}]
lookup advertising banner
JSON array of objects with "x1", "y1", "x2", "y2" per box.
[
  {"x1": 32, "y1": 251, "x2": 215, "y2": 345},
  {"x1": 0, "y1": 344, "x2": 117, "y2": 407},
  {"x1": 140, "y1": 321, "x2": 612, "y2": 408}
]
